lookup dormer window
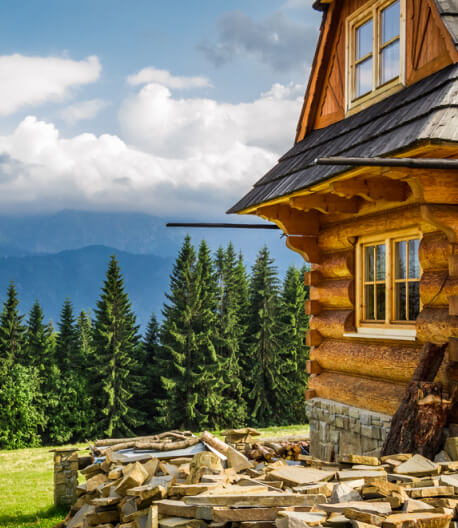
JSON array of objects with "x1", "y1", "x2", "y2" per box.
[{"x1": 346, "y1": 0, "x2": 406, "y2": 113}]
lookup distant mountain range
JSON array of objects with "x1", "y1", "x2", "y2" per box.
[{"x1": 0, "y1": 210, "x2": 303, "y2": 331}]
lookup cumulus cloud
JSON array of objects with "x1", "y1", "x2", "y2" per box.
[
  {"x1": 198, "y1": 11, "x2": 318, "y2": 72},
  {"x1": 59, "y1": 99, "x2": 109, "y2": 125},
  {"x1": 118, "y1": 80, "x2": 304, "y2": 157},
  {"x1": 0, "y1": 76, "x2": 304, "y2": 216},
  {"x1": 127, "y1": 67, "x2": 211, "y2": 90},
  {"x1": 0, "y1": 54, "x2": 101, "y2": 116}
]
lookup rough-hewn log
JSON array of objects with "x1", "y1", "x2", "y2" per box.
[
  {"x1": 312, "y1": 250, "x2": 354, "y2": 279},
  {"x1": 449, "y1": 337, "x2": 458, "y2": 362},
  {"x1": 310, "y1": 278, "x2": 354, "y2": 309},
  {"x1": 417, "y1": 307, "x2": 458, "y2": 343},
  {"x1": 418, "y1": 173, "x2": 458, "y2": 205},
  {"x1": 421, "y1": 205, "x2": 458, "y2": 245},
  {"x1": 450, "y1": 296, "x2": 458, "y2": 316},
  {"x1": 286, "y1": 235, "x2": 321, "y2": 263},
  {"x1": 290, "y1": 194, "x2": 361, "y2": 214},
  {"x1": 419, "y1": 232, "x2": 450, "y2": 271},
  {"x1": 306, "y1": 360, "x2": 322, "y2": 375},
  {"x1": 305, "y1": 270, "x2": 322, "y2": 286},
  {"x1": 305, "y1": 300, "x2": 322, "y2": 315},
  {"x1": 309, "y1": 310, "x2": 354, "y2": 339},
  {"x1": 256, "y1": 205, "x2": 320, "y2": 236},
  {"x1": 308, "y1": 372, "x2": 405, "y2": 415},
  {"x1": 382, "y1": 343, "x2": 449, "y2": 458},
  {"x1": 450, "y1": 255, "x2": 458, "y2": 277},
  {"x1": 318, "y1": 206, "x2": 426, "y2": 252},
  {"x1": 331, "y1": 177, "x2": 411, "y2": 203},
  {"x1": 310, "y1": 339, "x2": 422, "y2": 383},
  {"x1": 420, "y1": 271, "x2": 458, "y2": 307},
  {"x1": 306, "y1": 329, "x2": 323, "y2": 346}
]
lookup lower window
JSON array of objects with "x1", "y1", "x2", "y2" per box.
[{"x1": 357, "y1": 231, "x2": 421, "y2": 331}]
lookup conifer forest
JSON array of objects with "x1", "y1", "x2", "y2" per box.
[{"x1": 0, "y1": 236, "x2": 310, "y2": 449}]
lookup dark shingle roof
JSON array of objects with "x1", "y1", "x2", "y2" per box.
[
  {"x1": 227, "y1": 64, "x2": 458, "y2": 214},
  {"x1": 435, "y1": 0, "x2": 458, "y2": 46}
]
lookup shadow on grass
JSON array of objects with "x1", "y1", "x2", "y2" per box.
[{"x1": 0, "y1": 505, "x2": 68, "y2": 528}]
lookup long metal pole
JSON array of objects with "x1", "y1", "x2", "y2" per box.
[
  {"x1": 314, "y1": 156, "x2": 458, "y2": 169},
  {"x1": 166, "y1": 222, "x2": 280, "y2": 229}
]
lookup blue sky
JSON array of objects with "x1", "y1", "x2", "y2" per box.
[{"x1": 0, "y1": 0, "x2": 321, "y2": 219}]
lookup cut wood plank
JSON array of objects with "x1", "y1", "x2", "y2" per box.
[{"x1": 184, "y1": 492, "x2": 313, "y2": 507}]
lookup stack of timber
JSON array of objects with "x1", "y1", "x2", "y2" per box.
[{"x1": 57, "y1": 430, "x2": 458, "y2": 528}]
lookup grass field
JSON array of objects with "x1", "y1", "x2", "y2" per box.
[{"x1": 0, "y1": 426, "x2": 309, "y2": 528}]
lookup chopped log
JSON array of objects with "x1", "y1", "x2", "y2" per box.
[
  {"x1": 420, "y1": 271, "x2": 458, "y2": 308},
  {"x1": 313, "y1": 250, "x2": 354, "y2": 279},
  {"x1": 419, "y1": 233, "x2": 450, "y2": 272},
  {"x1": 309, "y1": 372, "x2": 405, "y2": 415},
  {"x1": 310, "y1": 339, "x2": 422, "y2": 384},
  {"x1": 310, "y1": 278, "x2": 355, "y2": 309},
  {"x1": 199, "y1": 431, "x2": 229, "y2": 456},
  {"x1": 382, "y1": 343, "x2": 450, "y2": 458},
  {"x1": 105, "y1": 436, "x2": 200, "y2": 454},
  {"x1": 309, "y1": 310, "x2": 354, "y2": 339},
  {"x1": 94, "y1": 432, "x2": 192, "y2": 448},
  {"x1": 416, "y1": 308, "x2": 458, "y2": 344}
]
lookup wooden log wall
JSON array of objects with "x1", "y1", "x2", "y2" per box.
[{"x1": 305, "y1": 208, "x2": 458, "y2": 416}]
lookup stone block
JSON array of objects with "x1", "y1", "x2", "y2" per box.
[
  {"x1": 361, "y1": 425, "x2": 373, "y2": 438},
  {"x1": 359, "y1": 412, "x2": 371, "y2": 426},
  {"x1": 335, "y1": 416, "x2": 344, "y2": 429}
]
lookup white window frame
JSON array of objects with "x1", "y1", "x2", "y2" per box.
[
  {"x1": 345, "y1": 227, "x2": 422, "y2": 341},
  {"x1": 345, "y1": 0, "x2": 406, "y2": 114}
]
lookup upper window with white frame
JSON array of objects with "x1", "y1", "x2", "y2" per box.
[
  {"x1": 356, "y1": 230, "x2": 421, "y2": 333},
  {"x1": 346, "y1": 0, "x2": 405, "y2": 112}
]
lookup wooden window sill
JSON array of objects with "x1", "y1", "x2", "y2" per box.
[{"x1": 344, "y1": 328, "x2": 416, "y2": 341}]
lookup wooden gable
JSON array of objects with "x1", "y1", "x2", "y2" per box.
[{"x1": 296, "y1": 0, "x2": 458, "y2": 140}]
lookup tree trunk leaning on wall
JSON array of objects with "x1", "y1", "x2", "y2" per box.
[{"x1": 381, "y1": 342, "x2": 451, "y2": 458}]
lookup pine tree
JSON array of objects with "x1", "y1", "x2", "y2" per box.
[
  {"x1": 160, "y1": 236, "x2": 222, "y2": 430},
  {"x1": 22, "y1": 300, "x2": 53, "y2": 369},
  {"x1": 244, "y1": 247, "x2": 282, "y2": 426},
  {"x1": 212, "y1": 243, "x2": 247, "y2": 427},
  {"x1": 91, "y1": 255, "x2": 142, "y2": 437},
  {"x1": 0, "y1": 281, "x2": 26, "y2": 365},
  {"x1": 276, "y1": 265, "x2": 310, "y2": 424}
]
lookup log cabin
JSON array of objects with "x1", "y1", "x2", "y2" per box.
[{"x1": 228, "y1": 0, "x2": 458, "y2": 459}]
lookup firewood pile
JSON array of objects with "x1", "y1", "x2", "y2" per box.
[{"x1": 57, "y1": 429, "x2": 458, "y2": 528}]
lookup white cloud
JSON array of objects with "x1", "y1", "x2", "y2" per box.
[
  {"x1": 59, "y1": 99, "x2": 109, "y2": 125},
  {"x1": 118, "y1": 80, "x2": 304, "y2": 158},
  {"x1": 0, "y1": 76, "x2": 304, "y2": 217},
  {"x1": 0, "y1": 54, "x2": 101, "y2": 116},
  {"x1": 127, "y1": 67, "x2": 211, "y2": 90}
]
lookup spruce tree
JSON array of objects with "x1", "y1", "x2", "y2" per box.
[
  {"x1": 245, "y1": 247, "x2": 282, "y2": 426},
  {"x1": 160, "y1": 236, "x2": 221, "y2": 430},
  {"x1": 0, "y1": 281, "x2": 26, "y2": 365},
  {"x1": 23, "y1": 300, "x2": 53, "y2": 369},
  {"x1": 276, "y1": 265, "x2": 310, "y2": 424},
  {"x1": 212, "y1": 243, "x2": 247, "y2": 427},
  {"x1": 91, "y1": 255, "x2": 142, "y2": 437}
]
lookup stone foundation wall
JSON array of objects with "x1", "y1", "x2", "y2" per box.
[
  {"x1": 307, "y1": 398, "x2": 392, "y2": 461},
  {"x1": 53, "y1": 449, "x2": 79, "y2": 507}
]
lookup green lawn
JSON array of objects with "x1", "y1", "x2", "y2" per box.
[{"x1": 0, "y1": 426, "x2": 309, "y2": 528}]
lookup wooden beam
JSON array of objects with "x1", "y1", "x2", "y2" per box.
[
  {"x1": 331, "y1": 177, "x2": 410, "y2": 202},
  {"x1": 305, "y1": 270, "x2": 322, "y2": 286},
  {"x1": 449, "y1": 338, "x2": 458, "y2": 363},
  {"x1": 450, "y1": 296, "x2": 458, "y2": 316},
  {"x1": 420, "y1": 205, "x2": 457, "y2": 245},
  {"x1": 256, "y1": 205, "x2": 319, "y2": 236},
  {"x1": 306, "y1": 329, "x2": 323, "y2": 347},
  {"x1": 310, "y1": 310, "x2": 354, "y2": 339},
  {"x1": 310, "y1": 278, "x2": 355, "y2": 309},
  {"x1": 286, "y1": 236, "x2": 321, "y2": 264},
  {"x1": 304, "y1": 389, "x2": 317, "y2": 401},
  {"x1": 306, "y1": 360, "x2": 322, "y2": 375},
  {"x1": 289, "y1": 194, "x2": 361, "y2": 214},
  {"x1": 449, "y1": 255, "x2": 458, "y2": 278},
  {"x1": 305, "y1": 300, "x2": 322, "y2": 315}
]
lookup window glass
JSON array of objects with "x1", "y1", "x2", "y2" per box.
[
  {"x1": 365, "y1": 285, "x2": 375, "y2": 319},
  {"x1": 395, "y1": 240, "x2": 406, "y2": 279},
  {"x1": 380, "y1": 40, "x2": 400, "y2": 84},
  {"x1": 395, "y1": 282, "x2": 406, "y2": 320},
  {"x1": 381, "y1": 1, "x2": 400, "y2": 44},
  {"x1": 408, "y1": 282, "x2": 420, "y2": 320},
  {"x1": 365, "y1": 246, "x2": 374, "y2": 281},
  {"x1": 376, "y1": 244, "x2": 386, "y2": 280},
  {"x1": 376, "y1": 283, "x2": 386, "y2": 319},
  {"x1": 357, "y1": 19, "x2": 373, "y2": 59},
  {"x1": 356, "y1": 58, "x2": 373, "y2": 98},
  {"x1": 408, "y1": 239, "x2": 420, "y2": 278}
]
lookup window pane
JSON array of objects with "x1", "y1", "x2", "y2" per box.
[
  {"x1": 381, "y1": 0, "x2": 400, "y2": 44},
  {"x1": 408, "y1": 239, "x2": 420, "y2": 279},
  {"x1": 365, "y1": 285, "x2": 375, "y2": 319},
  {"x1": 357, "y1": 19, "x2": 373, "y2": 59},
  {"x1": 395, "y1": 282, "x2": 406, "y2": 320},
  {"x1": 408, "y1": 282, "x2": 420, "y2": 321},
  {"x1": 376, "y1": 283, "x2": 386, "y2": 320},
  {"x1": 365, "y1": 246, "x2": 374, "y2": 281},
  {"x1": 376, "y1": 244, "x2": 386, "y2": 280},
  {"x1": 356, "y1": 57, "x2": 373, "y2": 98},
  {"x1": 380, "y1": 40, "x2": 400, "y2": 84},
  {"x1": 395, "y1": 240, "x2": 407, "y2": 279}
]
